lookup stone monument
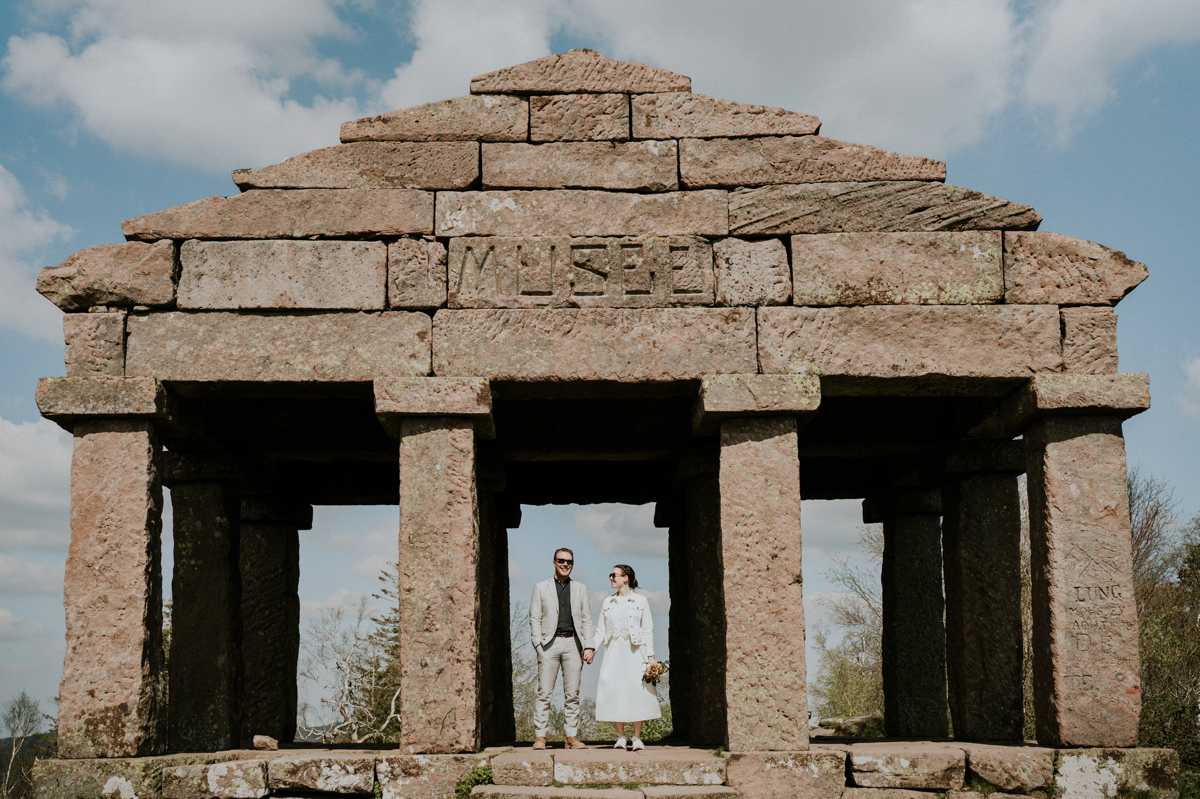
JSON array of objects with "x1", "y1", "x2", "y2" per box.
[{"x1": 32, "y1": 50, "x2": 1177, "y2": 799}]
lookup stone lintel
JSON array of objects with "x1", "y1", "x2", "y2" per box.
[
  {"x1": 863, "y1": 488, "x2": 942, "y2": 523},
  {"x1": 37, "y1": 377, "x2": 175, "y2": 430},
  {"x1": 692, "y1": 373, "x2": 820, "y2": 435},
  {"x1": 240, "y1": 497, "x2": 313, "y2": 530},
  {"x1": 1002, "y1": 373, "x2": 1150, "y2": 433},
  {"x1": 161, "y1": 451, "x2": 260, "y2": 487},
  {"x1": 941, "y1": 440, "x2": 1025, "y2": 475},
  {"x1": 374, "y1": 376, "x2": 495, "y2": 438}
]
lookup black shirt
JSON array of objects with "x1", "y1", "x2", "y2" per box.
[{"x1": 554, "y1": 577, "x2": 575, "y2": 637}]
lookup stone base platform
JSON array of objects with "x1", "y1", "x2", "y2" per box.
[{"x1": 32, "y1": 742, "x2": 1179, "y2": 799}]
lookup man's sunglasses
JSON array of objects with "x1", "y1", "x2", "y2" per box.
[{"x1": 555, "y1": 558, "x2": 574, "y2": 565}]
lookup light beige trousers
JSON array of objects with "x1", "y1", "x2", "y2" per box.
[{"x1": 534, "y1": 635, "x2": 583, "y2": 737}]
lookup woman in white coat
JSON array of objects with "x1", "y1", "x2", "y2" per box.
[{"x1": 593, "y1": 564, "x2": 661, "y2": 751}]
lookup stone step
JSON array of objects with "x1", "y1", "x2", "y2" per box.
[
  {"x1": 554, "y1": 749, "x2": 726, "y2": 786},
  {"x1": 474, "y1": 787, "x2": 737, "y2": 799}
]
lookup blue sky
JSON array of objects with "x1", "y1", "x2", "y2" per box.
[{"x1": 1, "y1": 0, "x2": 1199, "y2": 725}]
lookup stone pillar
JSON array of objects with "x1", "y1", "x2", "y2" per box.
[
  {"x1": 376, "y1": 377, "x2": 495, "y2": 753},
  {"x1": 477, "y1": 467, "x2": 516, "y2": 745},
  {"x1": 719, "y1": 417, "x2": 808, "y2": 751},
  {"x1": 1003, "y1": 373, "x2": 1149, "y2": 747},
  {"x1": 239, "y1": 497, "x2": 307, "y2": 745},
  {"x1": 940, "y1": 442, "x2": 1024, "y2": 742},
  {"x1": 656, "y1": 494, "x2": 692, "y2": 741},
  {"x1": 677, "y1": 456, "x2": 728, "y2": 746},
  {"x1": 865, "y1": 489, "x2": 948, "y2": 738},
  {"x1": 58, "y1": 418, "x2": 165, "y2": 758},
  {"x1": 1026, "y1": 416, "x2": 1140, "y2": 746},
  {"x1": 165, "y1": 460, "x2": 243, "y2": 752}
]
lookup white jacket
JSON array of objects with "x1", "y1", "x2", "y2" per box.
[{"x1": 593, "y1": 592, "x2": 655, "y2": 660}]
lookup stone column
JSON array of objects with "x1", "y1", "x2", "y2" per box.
[
  {"x1": 239, "y1": 497, "x2": 307, "y2": 745},
  {"x1": 1006, "y1": 374, "x2": 1149, "y2": 747},
  {"x1": 36, "y1": 377, "x2": 175, "y2": 759},
  {"x1": 477, "y1": 456, "x2": 516, "y2": 745},
  {"x1": 940, "y1": 442, "x2": 1024, "y2": 742},
  {"x1": 60, "y1": 419, "x2": 165, "y2": 758},
  {"x1": 864, "y1": 489, "x2": 948, "y2": 738},
  {"x1": 720, "y1": 418, "x2": 808, "y2": 751},
  {"x1": 656, "y1": 494, "x2": 692, "y2": 741},
  {"x1": 376, "y1": 376, "x2": 495, "y2": 753},
  {"x1": 164, "y1": 454, "x2": 243, "y2": 752}
]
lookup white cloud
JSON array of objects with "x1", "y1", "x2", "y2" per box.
[
  {"x1": 1020, "y1": 0, "x2": 1200, "y2": 141},
  {"x1": 1180, "y1": 357, "x2": 1200, "y2": 418},
  {"x1": 299, "y1": 587, "x2": 370, "y2": 620},
  {"x1": 2, "y1": 0, "x2": 366, "y2": 171},
  {"x1": 0, "y1": 555, "x2": 61, "y2": 595},
  {"x1": 0, "y1": 164, "x2": 73, "y2": 341},
  {"x1": 0, "y1": 609, "x2": 48, "y2": 639},
  {"x1": 0, "y1": 415, "x2": 73, "y2": 552},
  {"x1": 571, "y1": 503, "x2": 666, "y2": 560}
]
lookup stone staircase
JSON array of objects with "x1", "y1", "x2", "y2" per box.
[{"x1": 477, "y1": 748, "x2": 736, "y2": 799}]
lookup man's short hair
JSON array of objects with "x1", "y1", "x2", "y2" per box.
[{"x1": 553, "y1": 547, "x2": 574, "y2": 559}]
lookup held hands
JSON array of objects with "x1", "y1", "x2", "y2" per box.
[{"x1": 582, "y1": 648, "x2": 595, "y2": 664}]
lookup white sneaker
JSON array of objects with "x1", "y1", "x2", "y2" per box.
[
  {"x1": 613, "y1": 736, "x2": 627, "y2": 749},
  {"x1": 631, "y1": 738, "x2": 644, "y2": 751}
]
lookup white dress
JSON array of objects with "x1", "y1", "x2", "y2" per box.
[{"x1": 593, "y1": 592, "x2": 662, "y2": 723}]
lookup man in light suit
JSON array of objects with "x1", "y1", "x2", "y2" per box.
[{"x1": 530, "y1": 547, "x2": 595, "y2": 750}]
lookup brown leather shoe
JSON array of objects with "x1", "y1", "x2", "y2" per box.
[
  {"x1": 532, "y1": 737, "x2": 546, "y2": 750},
  {"x1": 566, "y1": 736, "x2": 587, "y2": 749}
]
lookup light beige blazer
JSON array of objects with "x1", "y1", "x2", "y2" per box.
[{"x1": 530, "y1": 578, "x2": 596, "y2": 652}]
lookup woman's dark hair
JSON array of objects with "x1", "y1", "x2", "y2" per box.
[{"x1": 613, "y1": 564, "x2": 638, "y2": 590}]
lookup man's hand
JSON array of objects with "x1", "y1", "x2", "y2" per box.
[{"x1": 582, "y1": 648, "x2": 595, "y2": 664}]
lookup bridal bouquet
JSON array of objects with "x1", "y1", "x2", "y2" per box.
[{"x1": 642, "y1": 660, "x2": 669, "y2": 685}]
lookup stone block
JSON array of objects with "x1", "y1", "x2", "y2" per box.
[
  {"x1": 961, "y1": 745, "x2": 1053, "y2": 793},
  {"x1": 389, "y1": 238, "x2": 447, "y2": 309},
  {"x1": 447, "y1": 236, "x2": 713, "y2": 308},
  {"x1": 1026, "y1": 416, "x2": 1141, "y2": 747},
  {"x1": 531, "y1": 93, "x2": 629, "y2": 141},
  {"x1": 37, "y1": 240, "x2": 176, "y2": 311},
  {"x1": 64, "y1": 311, "x2": 126, "y2": 377},
  {"x1": 124, "y1": 190, "x2": 433, "y2": 239},
  {"x1": 849, "y1": 745, "x2": 965, "y2": 790},
  {"x1": 553, "y1": 750, "x2": 725, "y2": 785},
  {"x1": 473, "y1": 788, "x2": 640, "y2": 799},
  {"x1": 178, "y1": 240, "x2": 386, "y2": 310},
  {"x1": 375, "y1": 377, "x2": 494, "y2": 437},
  {"x1": 482, "y1": 141, "x2": 677, "y2": 191},
  {"x1": 232, "y1": 142, "x2": 477, "y2": 190},
  {"x1": 790, "y1": 232, "x2": 1003, "y2": 305},
  {"x1": 720, "y1": 417, "x2": 808, "y2": 750},
  {"x1": 844, "y1": 791, "x2": 936, "y2": 799},
  {"x1": 32, "y1": 755, "x2": 226, "y2": 799},
  {"x1": 58, "y1": 420, "x2": 162, "y2": 758},
  {"x1": 1004, "y1": 232, "x2": 1147, "y2": 305},
  {"x1": 862, "y1": 488, "x2": 942, "y2": 522},
  {"x1": 470, "y1": 49, "x2": 690, "y2": 94},
  {"x1": 730, "y1": 182, "x2": 1041, "y2": 235},
  {"x1": 164, "y1": 760, "x2": 269, "y2": 799},
  {"x1": 641, "y1": 788, "x2": 738, "y2": 799},
  {"x1": 398, "y1": 419, "x2": 482, "y2": 752},
  {"x1": 125, "y1": 311, "x2": 431, "y2": 382},
  {"x1": 724, "y1": 751, "x2": 845, "y2": 799},
  {"x1": 376, "y1": 753, "x2": 490, "y2": 799},
  {"x1": 37, "y1": 377, "x2": 170, "y2": 425},
  {"x1": 693, "y1": 373, "x2": 820, "y2": 434},
  {"x1": 1002, "y1": 373, "x2": 1150, "y2": 433},
  {"x1": 1056, "y1": 748, "x2": 1179, "y2": 799},
  {"x1": 268, "y1": 755, "x2": 377, "y2": 793},
  {"x1": 341, "y1": 95, "x2": 528, "y2": 142},
  {"x1": 1062, "y1": 307, "x2": 1118, "y2": 374},
  {"x1": 632, "y1": 92, "x2": 820, "y2": 139},
  {"x1": 681, "y1": 136, "x2": 945, "y2": 187},
  {"x1": 436, "y1": 190, "x2": 728, "y2": 237},
  {"x1": 433, "y1": 308, "x2": 756, "y2": 381},
  {"x1": 758, "y1": 305, "x2": 1062, "y2": 379},
  {"x1": 489, "y1": 752, "x2": 553, "y2": 787},
  {"x1": 713, "y1": 238, "x2": 790, "y2": 306}
]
